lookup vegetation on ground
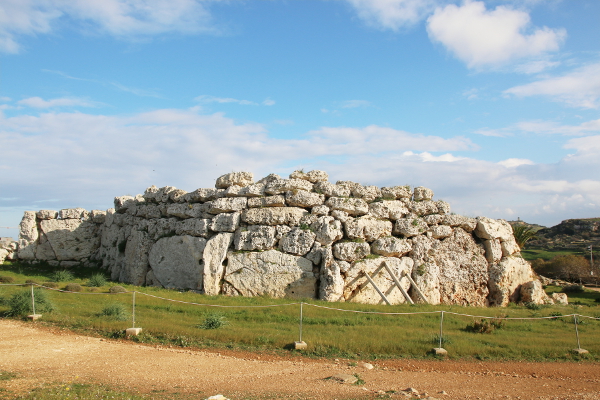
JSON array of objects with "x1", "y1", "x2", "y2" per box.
[{"x1": 1, "y1": 261, "x2": 600, "y2": 362}]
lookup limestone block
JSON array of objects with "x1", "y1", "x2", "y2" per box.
[
  {"x1": 135, "y1": 204, "x2": 161, "y2": 219},
  {"x1": 289, "y1": 169, "x2": 329, "y2": 183},
  {"x1": 394, "y1": 217, "x2": 428, "y2": 237},
  {"x1": 344, "y1": 215, "x2": 393, "y2": 242},
  {"x1": 409, "y1": 200, "x2": 439, "y2": 216},
  {"x1": 488, "y1": 256, "x2": 536, "y2": 306},
  {"x1": 247, "y1": 195, "x2": 286, "y2": 208},
  {"x1": 520, "y1": 280, "x2": 551, "y2": 304},
  {"x1": 148, "y1": 235, "x2": 207, "y2": 290},
  {"x1": 215, "y1": 172, "x2": 254, "y2": 189},
  {"x1": 413, "y1": 186, "x2": 434, "y2": 201},
  {"x1": 304, "y1": 242, "x2": 323, "y2": 265},
  {"x1": 203, "y1": 233, "x2": 234, "y2": 295},
  {"x1": 310, "y1": 216, "x2": 344, "y2": 246},
  {"x1": 39, "y1": 219, "x2": 100, "y2": 261},
  {"x1": 0, "y1": 248, "x2": 9, "y2": 264},
  {"x1": 501, "y1": 235, "x2": 521, "y2": 257},
  {"x1": 332, "y1": 241, "x2": 370, "y2": 262},
  {"x1": 330, "y1": 210, "x2": 351, "y2": 222},
  {"x1": 423, "y1": 214, "x2": 444, "y2": 225},
  {"x1": 234, "y1": 225, "x2": 277, "y2": 251},
  {"x1": 325, "y1": 197, "x2": 369, "y2": 216},
  {"x1": 239, "y1": 182, "x2": 266, "y2": 197},
  {"x1": 18, "y1": 211, "x2": 38, "y2": 260},
  {"x1": 275, "y1": 225, "x2": 292, "y2": 240},
  {"x1": 336, "y1": 180, "x2": 362, "y2": 193},
  {"x1": 59, "y1": 208, "x2": 89, "y2": 220},
  {"x1": 35, "y1": 232, "x2": 56, "y2": 260},
  {"x1": 224, "y1": 250, "x2": 316, "y2": 298},
  {"x1": 90, "y1": 210, "x2": 106, "y2": 223},
  {"x1": 474, "y1": 217, "x2": 514, "y2": 241},
  {"x1": 264, "y1": 178, "x2": 314, "y2": 195},
  {"x1": 483, "y1": 239, "x2": 503, "y2": 264},
  {"x1": 311, "y1": 205, "x2": 330, "y2": 216},
  {"x1": 551, "y1": 292, "x2": 568, "y2": 305},
  {"x1": 143, "y1": 185, "x2": 160, "y2": 202},
  {"x1": 183, "y1": 188, "x2": 224, "y2": 203},
  {"x1": 319, "y1": 257, "x2": 345, "y2": 302},
  {"x1": 114, "y1": 197, "x2": 135, "y2": 214},
  {"x1": 430, "y1": 225, "x2": 453, "y2": 239},
  {"x1": 343, "y1": 257, "x2": 414, "y2": 304},
  {"x1": 368, "y1": 201, "x2": 409, "y2": 220},
  {"x1": 224, "y1": 185, "x2": 244, "y2": 197},
  {"x1": 176, "y1": 218, "x2": 211, "y2": 237},
  {"x1": 279, "y1": 228, "x2": 316, "y2": 256},
  {"x1": 285, "y1": 190, "x2": 325, "y2": 208},
  {"x1": 410, "y1": 261, "x2": 441, "y2": 305},
  {"x1": 313, "y1": 181, "x2": 351, "y2": 197},
  {"x1": 166, "y1": 203, "x2": 193, "y2": 218},
  {"x1": 184, "y1": 203, "x2": 213, "y2": 219},
  {"x1": 256, "y1": 173, "x2": 281, "y2": 184},
  {"x1": 121, "y1": 230, "x2": 152, "y2": 286},
  {"x1": 371, "y1": 237, "x2": 411, "y2": 257},
  {"x1": 169, "y1": 189, "x2": 187, "y2": 202},
  {"x1": 242, "y1": 207, "x2": 308, "y2": 226},
  {"x1": 37, "y1": 210, "x2": 57, "y2": 220},
  {"x1": 435, "y1": 200, "x2": 451, "y2": 214},
  {"x1": 152, "y1": 186, "x2": 180, "y2": 203},
  {"x1": 442, "y1": 214, "x2": 477, "y2": 232},
  {"x1": 210, "y1": 212, "x2": 240, "y2": 232},
  {"x1": 352, "y1": 185, "x2": 382, "y2": 203},
  {"x1": 381, "y1": 186, "x2": 411, "y2": 200},
  {"x1": 147, "y1": 217, "x2": 179, "y2": 240},
  {"x1": 208, "y1": 197, "x2": 248, "y2": 214}
]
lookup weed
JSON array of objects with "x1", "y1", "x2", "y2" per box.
[
  {"x1": 51, "y1": 270, "x2": 73, "y2": 282},
  {"x1": 465, "y1": 318, "x2": 504, "y2": 334},
  {"x1": 416, "y1": 264, "x2": 426, "y2": 276},
  {"x1": 524, "y1": 302, "x2": 542, "y2": 310},
  {"x1": 0, "y1": 370, "x2": 17, "y2": 381},
  {"x1": 431, "y1": 334, "x2": 452, "y2": 345},
  {"x1": 299, "y1": 223, "x2": 313, "y2": 231},
  {"x1": 101, "y1": 303, "x2": 129, "y2": 321},
  {"x1": 42, "y1": 282, "x2": 59, "y2": 288},
  {"x1": 364, "y1": 254, "x2": 380, "y2": 260},
  {"x1": 353, "y1": 373, "x2": 365, "y2": 385},
  {"x1": 0, "y1": 276, "x2": 14, "y2": 283},
  {"x1": 64, "y1": 283, "x2": 83, "y2": 292},
  {"x1": 4, "y1": 288, "x2": 54, "y2": 316},
  {"x1": 199, "y1": 312, "x2": 228, "y2": 329},
  {"x1": 88, "y1": 273, "x2": 107, "y2": 287},
  {"x1": 563, "y1": 284, "x2": 585, "y2": 293},
  {"x1": 109, "y1": 285, "x2": 127, "y2": 294}
]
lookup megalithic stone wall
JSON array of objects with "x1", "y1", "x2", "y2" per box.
[{"x1": 12, "y1": 170, "x2": 553, "y2": 306}]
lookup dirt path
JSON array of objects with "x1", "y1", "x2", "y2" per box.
[{"x1": 1, "y1": 320, "x2": 600, "y2": 400}]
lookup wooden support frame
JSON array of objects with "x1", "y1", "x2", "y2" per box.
[{"x1": 360, "y1": 260, "x2": 427, "y2": 305}]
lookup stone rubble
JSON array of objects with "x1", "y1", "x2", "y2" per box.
[{"x1": 6, "y1": 170, "x2": 552, "y2": 306}]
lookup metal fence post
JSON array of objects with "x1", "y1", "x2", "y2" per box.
[
  {"x1": 30, "y1": 284, "x2": 36, "y2": 315},
  {"x1": 439, "y1": 311, "x2": 444, "y2": 349},
  {"x1": 299, "y1": 302, "x2": 303, "y2": 343},
  {"x1": 132, "y1": 291, "x2": 136, "y2": 329}
]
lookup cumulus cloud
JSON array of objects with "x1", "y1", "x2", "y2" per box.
[
  {"x1": 343, "y1": 0, "x2": 440, "y2": 30},
  {"x1": 476, "y1": 118, "x2": 600, "y2": 138},
  {"x1": 17, "y1": 96, "x2": 100, "y2": 108},
  {"x1": 194, "y1": 95, "x2": 260, "y2": 106},
  {"x1": 504, "y1": 62, "x2": 600, "y2": 109},
  {"x1": 0, "y1": 0, "x2": 219, "y2": 53},
  {"x1": 426, "y1": 1, "x2": 566, "y2": 69}
]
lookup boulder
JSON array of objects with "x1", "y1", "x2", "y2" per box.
[
  {"x1": 59, "y1": 207, "x2": 90, "y2": 220},
  {"x1": 239, "y1": 183, "x2": 266, "y2": 197},
  {"x1": 215, "y1": 172, "x2": 254, "y2": 189},
  {"x1": 90, "y1": 210, "x2": 107, "y2": 223},
  {"x1": 121, "y1": 230, "x2": 152, "y2": 286},
  {"x1": 289, "y1": 170, "x2": 329, "y2": 183},
  {"x1": 430, "y1": 225, "x2": 453, "y2": 239},
  {"x1": 285, "y1": 190, "x2": 325, "y2": 208},
  {"x1": 423, "y1": 214, "x2": 444, "y2": 225},
  {"x1": 247, "y1": 195, "x2": 286, "y2": 208},
  {"x1": 210, "y1": 212, "x2": 240, "y2": 233},
  {"x1": 35, "y1": 232, "x2": 56, "y2": 260},
  {"x1": 311, "y1": 205, "x2": 330, "y2": 216},
  {"x1": 413, "y1": 186, "x2": 434, "y2": 201},
  {"x1": 311, "y1": 216, "x2": 344, "y2": 246},
  {"x1": 520, "y1": 280, "x2": 551, "y2": 304},
  {"x1": 442, "y1": 214, "x2": 477, "y2": 232},
  {"x1": 113, "y1": 197, "x2": 135, "y2": 214},
  {"x1": 264, "y1": 178, "x2": 314, "y2": 195},
  {"x1": 474, "y1": 217, "x2": 514, "y2": 241},
  {"x1": 326, "y1": 197, "x2": 369, "y2": 216},
  {"x1": 234, "y1": 225, "x2": 277, "y2": 251},
  {"x1": 380, "y1": 186, "x2": 411, "y2": 200},
  {"x1": 208, "y1": 197, "x2": 248, "y2": 214},
  {"x1": 203, "y1": 233, "x2": 234, "y2": 296},
  {"x1": 551, "y1": 292, "x2": 568, "y2": 305},
  {"x1": 279, "y1": 228, "x2": 316, "y2": 256},
  {"x1": 319, "y1": 255, "x2": 345, "y2": 302},
  {"x1": 344, "y1": 215, "x2": 393, "y2": 242},
  {"x1": 224, "y1": 250, "x2": 316, "y2": 298},
  {"x1": 224, "y1": 185, "x2": 244, "y2": 197},
  {"x1": 36, "y1": 210, "x2": 57, "y2": 220},
  {"x1": 501, "y1": 235, "x2": 521, "y2": 257},
  {"x1": 242, "y1": 207, "x2": 308, "y2": 226},
  {"x1": 371, "y1": 237, "x2": 412, "y2": 257},
  {"x1": 313, "y1": 181, "x2": 351, "y2": 197},
  {"x1": 148, "y1": 235, "x2": 207, "y2": 290},
  {"x1": 483, "y1": 238, "x2": 503, "y2": 264},
  {"x1": 394, "y1": 217, "x2": 428, "y2": 237},
  {"x1": 351, "y1": 185, "x2": 382, "y2": 202},
  {"x1": 435, "y1": 200, "x2": 451, "y2": 214},
  {"x1": 368, "y1": 201, "x2": 409, "y2": 220},
  {"x1": 332, "y1": 241, "x2": 370, "y2": 262},
  {"x1": 488, "y1": 256, "x2": 536, "y2": 306},
  {"x1": 409, "y1": 200, "x2": 439, "y2": 216},
  {"x1": 182, "y1": 188, "x2": 224, "y2": 203}
]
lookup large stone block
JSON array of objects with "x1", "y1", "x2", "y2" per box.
[
  {"x1": 234, "y1": 225, "x2": 277, "y2": 251},
  {"x1": 148, "y1": 235, "x2": 207, "y2": 290},
  {"x1": 241, "y1": 207, "x2": 308, "y2": 226},
  {"x1": 325, "y1": 197, "x2": 369, "y2": 216},
  {"x1": 39, "y1": 219, "x2": 100, "y2": 261},
  {"x1": 215, "y1": 172, "x2": 254, "y2": 189},
  {"x1": 203, "y1": 233, "x2": 234, "y2": 295},
  {"x1": 488, "y1": 256, "x2": 536, "y2": 307},
  {"x1": 344, "y1": 215, "x2": 393, "y2": 242}
]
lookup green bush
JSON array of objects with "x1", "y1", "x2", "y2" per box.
[
  {"x1": 51, "y1": 270, "x2": 73, "y2": 282},
  {"x1": 109, "y1": 285, "x2": 127, "y2": 294},
  {"x1": 5, "y1": 289, "x2": 54, "y2": 316},
  {"x1": 88, "y1": 273, "x2": 107, "y2": 287},
  {"x1": 64, "y1": 283, "x2": 83, "y2": 292},
  {"x1": 198, "y1": 312, "x2": 228, "y2": 330},
  {"x1": 562, "y1": 284, "x2": 585, "y2": 293},
  {"x1": 42, "y1": 282, "x2": 59, "y2": 288},
  {"x1": 0, "y1": 276, "x2": 15, "y2": 283},
  {"x1": 101, "y1": 303, "x2": 129, "y2": 321},
  {"x1": 465, "y1": 318, "x2": 504, "y2": 334}
]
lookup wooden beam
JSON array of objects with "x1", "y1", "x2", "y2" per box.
[
  {"x1": 362, "y1": 271, "x2": 391, "y2": 305},
  {"x1": 382, "y1": 261, "x2": 414, "y2": 304},
  {"x1": 402, "y1": 271, "x2": 428, "y2": 304}
]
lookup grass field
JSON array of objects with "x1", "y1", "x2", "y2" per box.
[
  {"x1": 1, "y1": 261, "x2": 600, "y2": 362},
  {"x1": 520, "y1": 247, "x2": 584, "y2": 261}
]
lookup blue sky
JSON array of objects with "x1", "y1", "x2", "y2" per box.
[{"x1": 1, "y1": 0, "x2": 600, "y2": 239}]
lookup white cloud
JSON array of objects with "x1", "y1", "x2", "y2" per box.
[
  {"x1": 194, "y1": 95, "x2": 259, "y2": 106},
  {"x1": 504, "y1": 62, "x2": 600, "y2": 109},
  {"x1": 0, "y1": 0, "x2": 219, "y2": 53},
  {"x1": 17, "y1": 96, "x2": 100, "y2": 109},
  {"x1": 498, "y1": 158, "x2": 534, "y2": 168},
  {"x1": 343, "y1": 0, "x2": 440, "y2": 30},
  {"x1": 262, "y1": 98, "x2": 276, "y2": 106},
  {"x1": 426, "y1": 1, "x2": 566, "y2": 69},
  {"x1": 515, "y1": 119, "x2": 600, "y2": 136}
]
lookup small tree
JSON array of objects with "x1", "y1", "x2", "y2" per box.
[{"x1": 512, "y1": 226, "x2": 538, "y2": 249}]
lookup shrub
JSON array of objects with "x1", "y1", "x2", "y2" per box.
[
  {"x1": 0, "y1": 276, "x2": 15, "y2": 283},
  {"x1": 64, "y1": 283, "x2": 83, "y2": 292},
  {"x1": 88, "y1": 273, "x2": 107, "y2": 287},
  {"x1": 562, "y1": 284, "x2": 585, "y2": 293},
  {"x1": 109, "y1": 285, "x2": 127, "y2": 294},
  {"x1": 42, "y1": 282, "x2": 59, "y2": 288},
  {"x1": 465, "y1": 318, "x2": 504, "y2": 334},
  {"x1": 101, "y1": 303, "x2": 129, "y2": 321},
  {"x1": 25, "y1": 279, "x2": 38, "y2": 285},
  {"x1": 198, "y1": 313, "x2": 228, "y2": 330},
  {"x1": 5, "y1": 289, "x2": 54, "y2": 316},
  {"x1": 524, "y1": 302, "x2": 542, "y2": 310},
  {"x1": 51, "y1": 270, "x2": 73, "y2": 282}
]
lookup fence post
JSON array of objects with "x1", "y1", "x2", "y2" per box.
[
  {"x1": 126, "y1": 291, "x2": 142, "y2": 337},
  {"x1": 132, "y1": 291, "x2": 136, "y2": 328},
  {"x1": 571, "y1": 314, "x2": 588, "y2": 355},
  {"x1": 431, "y1": 311, "x2": 447, "y2": 356},
  {"x1": 294, "y1": 302, "x2": 307, "y2": 350},
  {"x1": 27, "y1": 284, "x2": 41, "y2": 321}
]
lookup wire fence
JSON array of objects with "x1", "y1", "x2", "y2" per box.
[{"x1": 1, "y1": 282, "x2": 598, "y2": 356}]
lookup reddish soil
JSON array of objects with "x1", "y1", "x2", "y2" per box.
[{"x1": 1, "y1": 319, "x2": 599, "y2": 399}]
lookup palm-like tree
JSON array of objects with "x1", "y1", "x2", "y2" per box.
[{"x1": 512, "y1": 225, "x2": 538, "y2": 249}]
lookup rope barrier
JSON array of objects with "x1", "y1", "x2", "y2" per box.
[{"x1": 136, "y1": 291, "x2": 301, "y2": 308}]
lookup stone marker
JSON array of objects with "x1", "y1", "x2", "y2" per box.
[
  {"x1": 572, "y1": 348, "x2": 589, "y2": 355},
  {"x1": 432, "y1": 347, "x2": 448, "y2": 356},
  {"x1": 27, "y1": 314, "x2": 42, "y2": 321},
  {"x1": 126, "y1": 327, "x2": 143, "y2": 337},
  {"x1": 294, "y1": 341, "x2": 307, "y2": 350}
]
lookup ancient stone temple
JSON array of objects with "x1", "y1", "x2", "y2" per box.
[{"x1": 10, "y1": 170, "x2": 552, "y2": 306}]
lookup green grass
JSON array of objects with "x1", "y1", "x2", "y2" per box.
[
  {"x1": 2, "y1": 262, "x2": 600, "y2": 362},
  {"x1": 521, "y1": 248, "x2": 584, "y2": 261}
]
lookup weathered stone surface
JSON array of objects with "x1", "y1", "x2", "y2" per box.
[
  {"x1": 326, "y1": 197, "x2": 369, "y2": 216},
  {"x1": 289, "y1": 170, "x2": 329, "y2": 183},
  {"x1": 331, "y1": 210, "x2": 351, "y2": 222},
  {"x1": 311, "y1": 205, "x2": 330, "y2": 215},
  {"x1": 147, "y1": 217, "x2": 179, "y2": 240},
  {"x1": 39, "y1": 219, "x2": 100, "y2": 261},
  {"x1": 257, "y1": 173, "x2": 281, "y2": 184},
  {"x1": 483, "y1": 238, "x2": 503, "y2": 263},
  {"x1": 37, "y1": 210, "x2": 57, "y2": 220},
  {"x1": 319, "y1": 248, "x2": 346, "y2": 302},
  {"x1": 442, "y1": 214, "x2": 477, "y2": 232},
  {"x1": 18, "y1": 211, "x2": 38, "y2": 260},
  {"x1": 311, "y1": 216, "x2": 344, "y2": 246},
  {"x1": 121, "y1": 230, "x2": 152, "y2": 286},
  {"x1": 239, "y1": 183, "x2": 266, "y2": 197},
  {"x1": 329, "y1": 374, "x2": 358, "y2": 384},
  {"x1": 208, "y1": 197, "x2": 248, "y2": 214},
  {"x1": 203, "y1": 233, "x2": 234, "y2": 295},
  {"x1": 135, "y1": 204, "x2": 162, "y2": 219},
  {"x1": 371, "y1": 237, "x2": 411, "y2": 257},
  {"x1": 501, "y1": 235, "x2": 521, "y2": 257},
  {"x1": 368, "y1": 201, "x2": 409, "y2": 220},
  {"x1": 182, "y1": 188, "x2": 224, "y2": 203},
  {"x1": 343, "y1": 257, "x2": 413, "y2": 304},
  {"x1": 551, "y1": 292, "x2": 568, "y2": 305},
  {"x1": 247, "y1": 195, "x2": 286, "y2": 208},
  {"x1": 215, "y1": 171, "x2": 254, "y2": 189},
  {"x1": 520, "y1": 280, "x2": 551, "y2": 304},
  {"x1": 264, "y1": 178, "x2": 314, "y2": 195},
  {"x1": 234, "y1": 225, "x2": 277, "y2": 251},
  {"x1": 409, "y1": 200, "x2": 439, "y2": 216},
  {"x1": 143, "y1": 185, "x2": 160, "y2": 202},
  {"x1": 435, "y1": 200, "x2": 451, "y2": 214},
  {"x1": 169, "y1": 189, "x2": 187, "y2": 202},
  {"x1": 413, "y1": 186, "x2": 434, "y2": 201},
  {"x1": 224, "y1": 185, "x2": 244, "y2": 197},
  {"x1": 394, "y1": 217, "x2": 428, "y2": 237},
  {"x1": 313, "y1": 181, "x2": 351, "y2": 197},
  {"x1": 224, "y1": 250, "x2": 316, "y2": 298},
  {"x1": 35, "y1": 232, "x2": 56, "y2": 260},
  {"x1": 90, "y1": 210, "x2": 106, "y2": 223},
  {"x1": 381, "y1": 186, "x2": 411, "y2": 200},
  {"x1": 351, "y1": 185, "x2": 382, "y2": 203},
  {"x1": 304, "y1": 241, "x2": 322, "y2": 265},
  {"x1": 423, "y1": 214, "x2": 444, "y2": 225},
  {"x1": 166, "y1": 203, "x2": 193, "y2": 218},
  {"x1": 60, "y1": 208, "x2": 89, "y2": 220},
  {"x1": 430, "y1": 225, "x2": 453, "y2": 239},
  {"x1": 333, "y1": 241, "x2": 370, "y2": 262},
  {"x1": 488, "y1": 256, "x2": 536, "y2": 307},
  {"x1": 275, "y1": 225, "x2": 292, "y2": 240},
  {"x1": 285, "y1": 190, "x2": 325, "y2": 208},
  {"x1": 175, "y1": 218, "x2": 211, "y2": 237},
  {"x1": 279, "y1": 228, "x2": 316, "y2": 256},
  {"x1": 474, "y1": 217, "x2": 514, "y2": 241},
  {"x1": 344, "y1": 216, "x2": 393, "y2": 242},
  {"x1": 242, "y1": 207, "x2": 308, "y2": 226},
  {"x1": 114, "y1": 197, "x2": 135, "y2": 213},
  {"x1": 148, "y1": 235, "x2": 207, "y2": 290},
  {"x1": 209, "y1": 212, "x2": 240, "y2": 232}
]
